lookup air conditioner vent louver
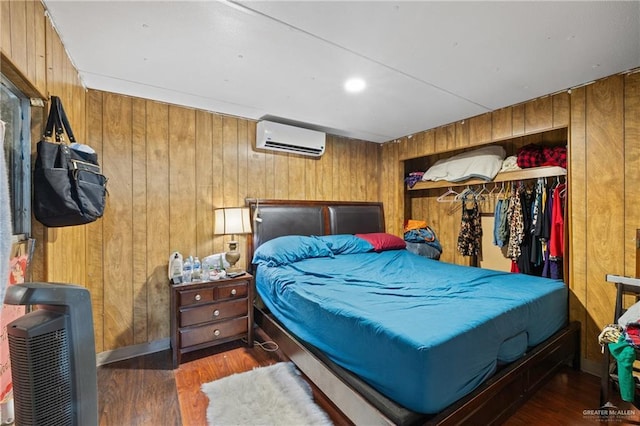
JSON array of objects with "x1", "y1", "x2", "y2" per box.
[
  {"x1": 257, "y1": 120, "x2": 325, "y2": 157},
  {"x1": 264, "y1": 140, "x2": 323, "y2": 155}
]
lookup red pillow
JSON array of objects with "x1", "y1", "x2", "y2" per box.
[{"x1": 355, "y1": 233, "x2": 406, "y2": 252}]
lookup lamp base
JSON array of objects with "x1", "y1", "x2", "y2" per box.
[{"x1": 225, "y1": 241, "x2": 242, "y2": 274}]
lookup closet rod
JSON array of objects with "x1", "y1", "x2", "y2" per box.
[{"x1": 408, "y1": 166, "x2": 567, "y2": 191}]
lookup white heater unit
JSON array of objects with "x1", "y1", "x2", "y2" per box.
[
  {"x1": 256, "y1": 120, "x2": 325, "y2": 157},
  {"x1": 5, "y1": 282, "x2": 97, "y2": 426}
]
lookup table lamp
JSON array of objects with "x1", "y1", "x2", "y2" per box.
[{"x1": 214, "y1": 207, "x2": 251, "y2": 273}]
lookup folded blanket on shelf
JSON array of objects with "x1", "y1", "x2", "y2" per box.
[{"x1": 422, "y1": 145, "x2": 506, "y2": 182}]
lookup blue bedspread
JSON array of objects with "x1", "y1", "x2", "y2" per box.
[{"x1": 256, "y1": 249, "x2": 567, "y2": 414}]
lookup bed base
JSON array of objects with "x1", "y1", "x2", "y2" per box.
[{"x1": 256, "y1": 306, "x2": 580, "y2": 426}]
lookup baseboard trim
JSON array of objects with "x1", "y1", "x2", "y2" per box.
[
  {"x1": 96, "y1": 338, "x2": 170, "y2": 366},
  {"x1": 580, "y1": 357, "x2": 602, "y2": 377}
]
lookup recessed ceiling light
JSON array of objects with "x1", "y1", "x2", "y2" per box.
[{"x1": 344, "y1": 78, "x2": 366, "y2": 93}]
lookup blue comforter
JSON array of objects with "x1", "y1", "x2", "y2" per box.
[{"x1": 256, "y1": 248, "x2": 567, "y2": 413}]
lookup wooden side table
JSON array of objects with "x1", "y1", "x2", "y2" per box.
[{"x1": 170, "y1": 273, "x2": 253, "y2": 368}]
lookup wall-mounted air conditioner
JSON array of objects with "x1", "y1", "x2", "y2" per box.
[{"x1": 256, "y1": 120, "x2": 325, "y2": 157}]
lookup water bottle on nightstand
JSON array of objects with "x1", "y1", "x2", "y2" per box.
[
  {"x1": 193, "y1": 257, "x2": 202, "y2": 281},
  {"x1": 183, "y1": 256, "x2": 193, "y2": 283}
]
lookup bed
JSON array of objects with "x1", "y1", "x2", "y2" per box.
[{"x1": 247, "y1": 199, "x2": 580, "y2": 425}]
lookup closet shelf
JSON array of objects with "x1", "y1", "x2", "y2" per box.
[{"x1": 408, "y1": 166, "x2": 567, "y2": 191}]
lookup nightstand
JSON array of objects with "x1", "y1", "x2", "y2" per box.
[{"x1": 170, "y1": 273, "x2": 254, "y2": 368}]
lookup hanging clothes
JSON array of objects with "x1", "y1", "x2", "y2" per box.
[
  {"x1": 517, "y1": 186, "x2": 534, "y2": 275},
  {"x1": 549, "y1": 182, "x2": 566, "y2": 260},
  {"x1": 493, "y1": 198, "x2": 504, "y2": 247},
  {"x1": 457, "y1": 199, "x2": 482, "y2": 256},
  {"x1": 532, "y1": 178, "x2": 549, "y2": 266},
  {"x1": 497, "y1": 196, "x2": 510, "y2": 246},
  {"x1": 506, "y1": 184, "x2": 524, "y2": 260}
]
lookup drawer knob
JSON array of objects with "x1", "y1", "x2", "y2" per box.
[
  {"x1": 213, "y1": 329, "x2": 221, "y2": 337},
  {"x1": 194, "y1": 294, "x2": 201, "y2": 301},
  {"x1": 213, "y1": 309, "x2": 220, "y2": 317},
  {"x1": 231, "y1": 289, "x2": 237, "y2": 296}
]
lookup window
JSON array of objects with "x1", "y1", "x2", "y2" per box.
[{"x1": 1, "y1": 74, "x2": 31, "y2": 236}]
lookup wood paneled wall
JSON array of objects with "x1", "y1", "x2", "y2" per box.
[
  {"x1": 3, "y1": 2, "x2": 640, "y2": 366},
  {"x1": 84, "y1": 90, "x2": 380, "y2": 351},
  {"x1": 381, "y1": 71, "x2": 640, "y2": 368},
  {"x1": 569, "y1": 72, "x2": 640, "y2": 364},
  {"x1": 405, "y1": 129, "x2": 567, "y2": 265},
  {"x1": 1, "y1": 2, "x2": 87, "y2": 288},
  {"x1": 2, "y1": 4, "x2": 381, "y2": 352},
  {"x1": 382, "y1": 93, "x2": 570, "y2": 263}
]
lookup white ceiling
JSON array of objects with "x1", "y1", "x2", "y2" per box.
[{"x1": 43, "y1": 1, "x2": 640, "y2": 143}]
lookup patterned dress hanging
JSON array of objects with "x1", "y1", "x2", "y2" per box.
[{"x1": 457, "y1": 199, "x2": 482, "y2": 256}]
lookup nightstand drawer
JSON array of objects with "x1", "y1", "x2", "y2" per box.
[
  {"x1": 217, "y1": 281, "x2": 248, "y2": 299},
  {"x1": 180, "y1": 298, "x2": 248, "y2": 327},
  {"x1": 178, "y1": 288, "x2": 214, "y2": 307},
  {"x1": 180, "y1": 316, "x2": 248, "y2": 348},
  {"x1": 171, "y1": 273, "x2": 254, "y2": 367}
]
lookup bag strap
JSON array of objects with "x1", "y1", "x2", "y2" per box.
[
  {"x1": 43, "y1": 96, "x2": 77, "y2": 143},
  {"x1": 43, "y1": 96, "x2": 62, "y2": 141},
  {"x1": 55, "y1": 97, "x2": 77, "y2": 143}
]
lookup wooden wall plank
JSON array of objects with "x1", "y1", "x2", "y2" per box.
[
  {"x1": 524, "y1": 96, "x2": 553, "y2": 134},
  {"x1": 288, "y1": 154, "x2": 306, "y2": 200},
  {"x1": 405, "y1": 133, "x2": 418, "y2": 160},
  {"x1": 85, "y1": 90, "x2": 105, "y2": 352},
  {"x1": 348, "y1": 142, "x2": 359, "y2": 201},
  {"x1": 211, "y1": 114, "x2": 225, "y2": 254},
  {"x1": 25, "y1": 0, "x2": 35, "y2": 83},
  {"x1": 332, "y1": 138, "x2": 348, "y2": 201},
  {"x1": 624, "y1": 72, "x2": 640, "y2": 277},
  {"x1": 455, "y1": 120, "x2": 469, "y2": 149},
  {"x1": 1, "y1": 1, "x2": 11, "y2": 55},
  {"x1": 492, "y1": 107, "x2": 512, "y2": 140},
  {"x1": 318, "y1": 138, "x2": 334, "y2": 201},
  {"x1": 584, "y1": 76, "x2": 625, "y2": 360},
  {"x1": 552, "y1": 92, "x2": 570, "y2": 128},
  {"x1": 512, "y1": 104, "x2": 525, "y2": 136},
  {"x1": 132, "y1": 98, "x2": 148, "y2": 344},
  {"x1": 237, "y1": 119, "x2": 249, "y2": 204},
  {"x1": 102, "y1": 93, "x2": 134, "y2": 349},
  {"x1": 170, "y1": 106, "x2": 197, "y2": 256},
  {"x1": 366, "y1": 142, "x2": 379, "y2": 201},
  {"x1": 418, "y1": 130, "x2": 436, "y2": 157},
  {"x1": 195, "y1": 110, "x2": 214, "y2": 258},
  {"x1": 304, "y1": 155, "x2": 317, "y2": 201},
  {"x1": 145, "y1": 100, "x2": 170, "y2": 342},
  {"x1": 236, "y1": 118, "x2": 250, "y2": 266},
  {"x1": 273, "y1": 151, "x2": 289, "y2": 200},
  {"x1": 469, "y1": 113, "x2": 492, "y2": 145},
  {"x1": 9, "y1": 1, "x2": 26, "y2": 75},
  {"x1": 247, "y1": 121, "x2": 266, "y2": 200},
  {"x1": 221, "y1": 116, "x2": 239, "y2": 206},
  {"x1": 33, "y1": 1, "x2": 46, "y2": 95},
  {"x1": 435, "y1": 124, "x2": 455, "y2": 153},
  {"x1": 354, "y1": 142, "x2": 365, "y2": 201}
]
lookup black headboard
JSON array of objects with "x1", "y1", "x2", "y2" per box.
[{"x1": 245, "y1": 199, "x2": 385, "y2": 265}]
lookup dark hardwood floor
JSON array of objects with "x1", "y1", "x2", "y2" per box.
[{"x1": 97, "y1": 329, "x2": 638, "y2": 425}]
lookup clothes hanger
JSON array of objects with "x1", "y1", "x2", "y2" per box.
[
  {"x1": 488, "y1": 182, "x2": 499, "y2": 198},
  {"x1": 474, "y1": 183, "x2": 489, "y2": 201},
  {"x1": 454, "y1": 185, "x2": 473, "y2": 202},
  {"x1": 437, "y1": 187, "x2": 459, "y2": 203},
  {"x1": 559, "y1": 176, "x2": 567, "y2": 198}
]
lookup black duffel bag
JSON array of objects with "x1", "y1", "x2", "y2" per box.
[{"x1": 33, "y1": 96, "x2": 107, "y2": 227}]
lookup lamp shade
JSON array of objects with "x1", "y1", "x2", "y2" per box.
[{"x1": 214, "y1": 207, "x2": 252, "y2": 236}]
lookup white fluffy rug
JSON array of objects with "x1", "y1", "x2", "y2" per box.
[{"x1": 201, "y1": 362, "x2": 333, "y2": 426}]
